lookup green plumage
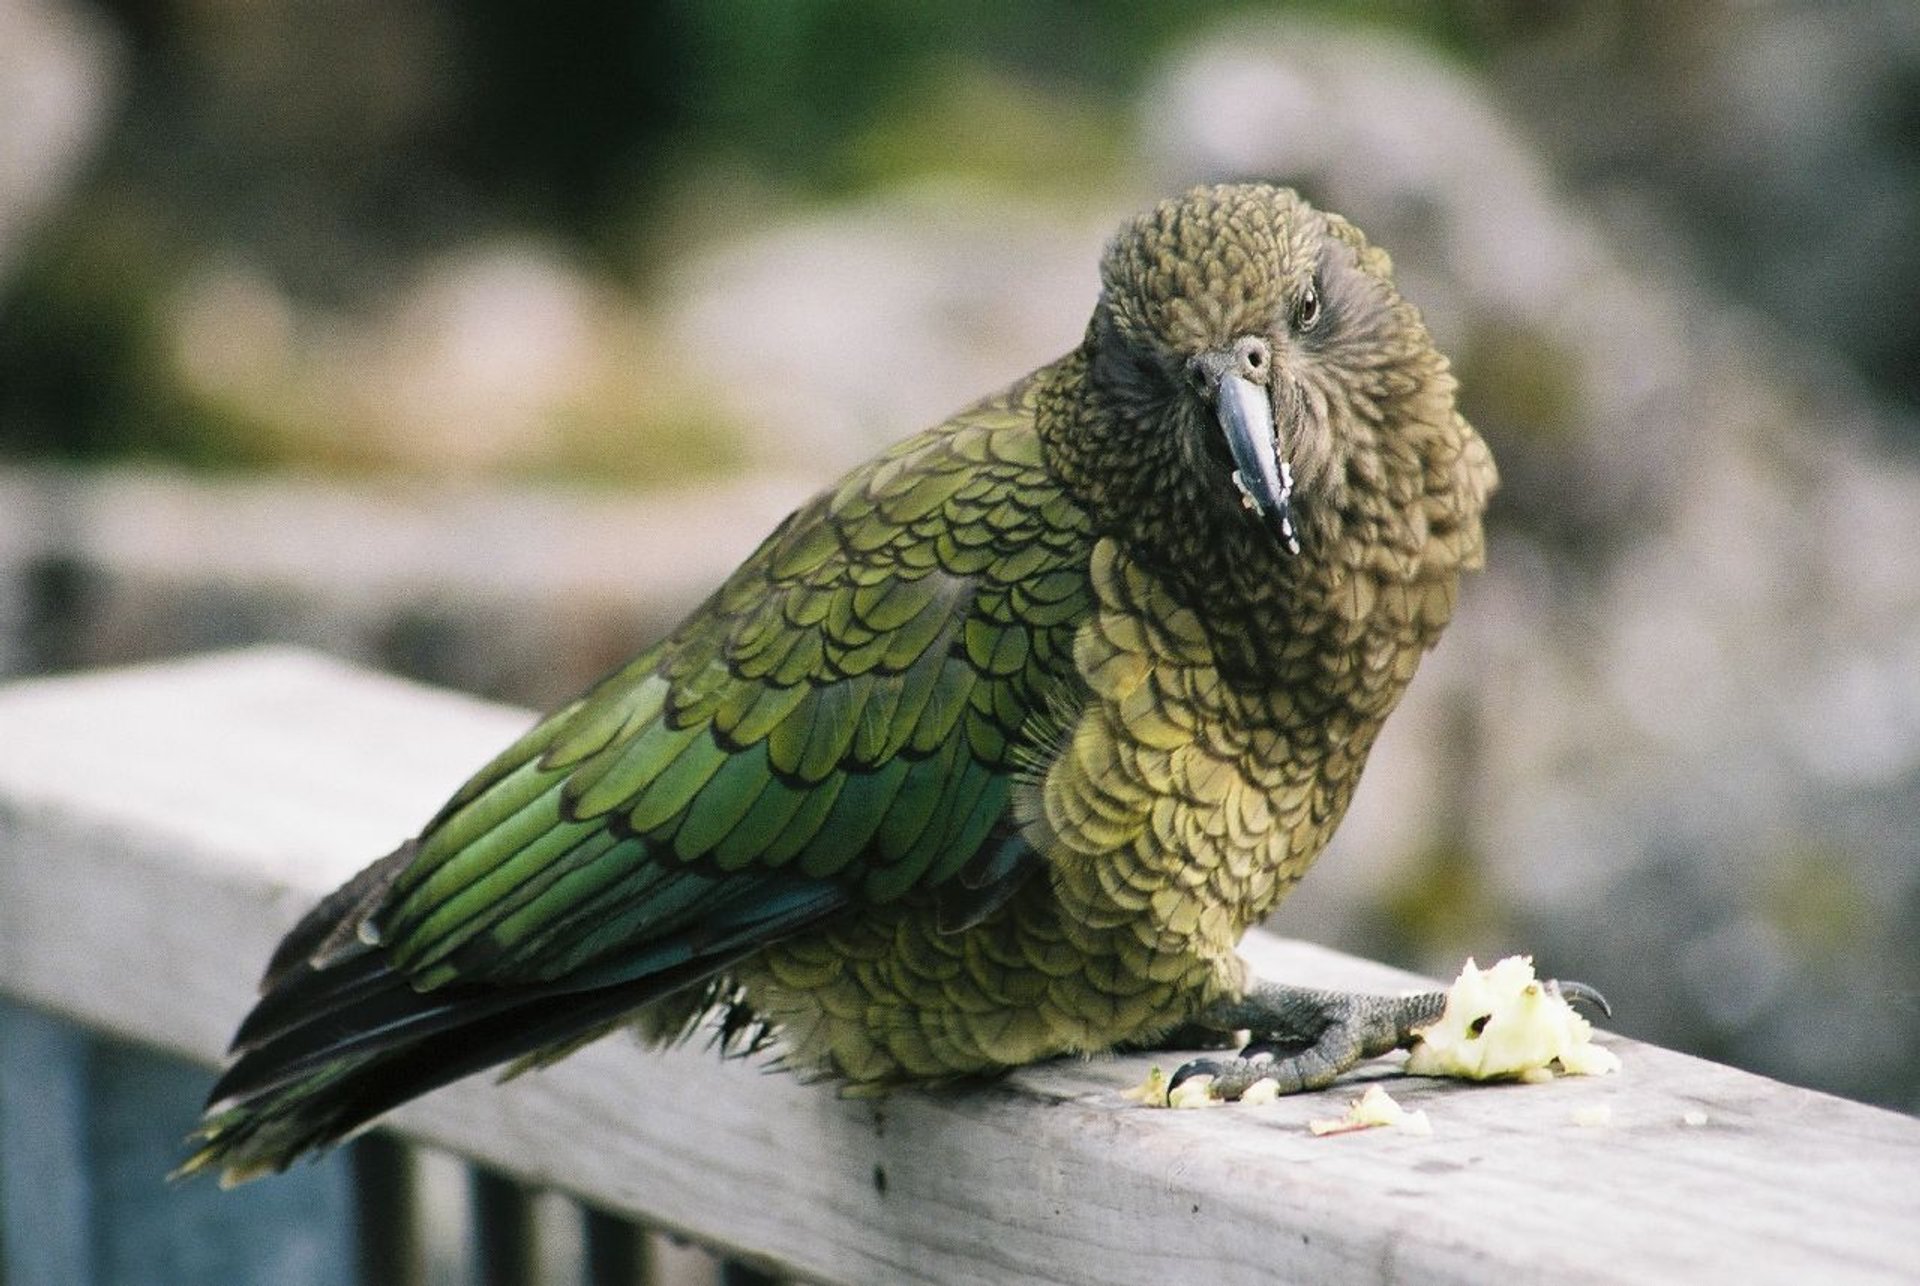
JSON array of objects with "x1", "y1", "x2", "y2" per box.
[{"x1": 184, "y1": 183, "x2": 1496, "y2": 1183}]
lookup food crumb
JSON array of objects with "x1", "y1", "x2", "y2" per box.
[
  {"x1": 1123, "y1": 1066, "x2": 1172, "y2": 1106},
  {"x1": 1309, "y1": 1084, "x2": 1432, "y2": 1137},
  {"x1": 1239, "y1": 1078, "x2": 1281, "y2": 1106}
]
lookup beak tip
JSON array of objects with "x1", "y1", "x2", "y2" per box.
[
  {"x1": 1230, "y1": 469, "x2": 1302, "y2": 556},
  {"x1": 1217, "y1": 370, "x2": 1300, "y2": 554}
]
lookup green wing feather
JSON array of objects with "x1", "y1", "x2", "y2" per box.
[{"x1": 369, "y1": 377, "x2": 1091, "y2": 989}]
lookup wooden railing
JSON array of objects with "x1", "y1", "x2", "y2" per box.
[{"x1": 2, "y1": 648, "x2": 1916, "y2": 1285}]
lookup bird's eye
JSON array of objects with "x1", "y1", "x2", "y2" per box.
[{"x1": 1294, "y1": 282, "x2": 1322, "y2": 332}]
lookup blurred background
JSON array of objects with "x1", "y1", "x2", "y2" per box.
[{"x1": 1, "y1": 0, "x2": 1916, "y2": 1256}]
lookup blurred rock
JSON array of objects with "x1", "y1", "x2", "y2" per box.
[
  {"x1": 168, "y1": 243, "x2": 596, "y2": 476},
  {"x1": 1491, "y1": 0, "x2": 1920, "y2": 415},
  {"x1": 161, "y1": 240, "x2": 749, "y2": 484},
  {"x1": 0, "y1": 0, "x2": 118, "y2": 280},
  {"x1": 660, "y1": 182, "x2": 1124, "y2": 477}
]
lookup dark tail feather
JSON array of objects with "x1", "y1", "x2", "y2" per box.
[
  {"x1": 262, "y1": 843, "x2": 414, "y2": 988},
  {"x1": 179, "y1": 952, "x2": 738, "y2": 1186},
  {"x1": 182, "y1": 853, "x2": 851, "y2": 1185}
]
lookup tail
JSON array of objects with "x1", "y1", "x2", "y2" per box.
[
  {"x1": 178, "y1": 953, "x2": 741, "y2": 1186},
  {"x1": 179, "y1": 844, "x2": 847, "y2": 1185},
  {"x1": 175, "y1": 849, "x2": 713, "y2": 1185}
]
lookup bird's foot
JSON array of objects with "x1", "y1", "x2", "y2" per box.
[
  {"x1": 1163, "y1": 978, "x2": 1610, "y2": 1103},
  {"x1": 1164, "y1": 983, "x2": 1441, "y2": 1101}
]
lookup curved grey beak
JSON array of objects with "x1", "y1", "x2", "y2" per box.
[{"x1": 1214, "y1": 370, "x2": 1300, "y2": 555}]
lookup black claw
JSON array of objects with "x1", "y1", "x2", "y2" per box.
[
  {"x1": 1550, "y1": 979, "x2": 1613, "y2": 1019},
  {"x1": 1235, "y1": 1041, "x2": 1284, "y2": 1064},
  {"x1": 1167, "y1": 1059, "x2": 1224, "y2": 1092}
]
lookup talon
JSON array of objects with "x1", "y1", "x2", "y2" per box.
[
  {"x1": 1549, "y1": 979, "x2": 1613, "y2": 1019},
  {"x1": 1168, "y1": 1058, "x2": 1225, "y2": 1093},
  {"x1": 1171, "y1": 1051, "x2": 1290, "y2": 1102}
]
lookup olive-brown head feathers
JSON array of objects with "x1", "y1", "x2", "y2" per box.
[
  {"x1": 1069, "y1": 182, "x2": 1477, "y2": 586},
  {"x1": 1098, "y1": 183, "x2": 1319, "y2": 363}
]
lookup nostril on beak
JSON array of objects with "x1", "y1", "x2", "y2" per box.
[
  {"x1": 1233, "y1": 336, "x2": 1271, "y2": 383},
  {"x1": 1186, "y1": 350, "x2": 1230, "y2": 398}
]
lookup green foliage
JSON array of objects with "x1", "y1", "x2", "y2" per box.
[{"x1": 674, "y1": 0, "x2": 1482, "y2": 194}]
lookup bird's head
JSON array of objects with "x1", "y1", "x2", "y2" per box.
[{"x1": 1072, "y1": 183, "x2": 1474, "y2": 577}]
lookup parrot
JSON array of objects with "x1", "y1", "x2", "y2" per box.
[{"x1": 182, "y1": 182, "x2": 1591, "y2": 1185}]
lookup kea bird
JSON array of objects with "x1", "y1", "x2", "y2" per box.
[{"x1": 184, "y1": 182, "x2": 1580, "y2": 1184}]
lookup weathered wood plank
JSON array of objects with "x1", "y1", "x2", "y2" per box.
[{"x1": 1, "y1": 649, "x2": 1916, "y2": 1286}]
